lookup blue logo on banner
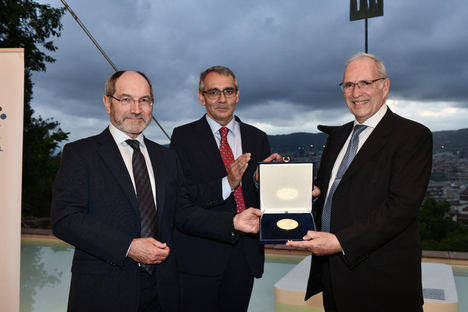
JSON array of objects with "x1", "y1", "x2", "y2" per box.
[{"x1": 0, "y1": 105, "x2": 5, "y2": 120}]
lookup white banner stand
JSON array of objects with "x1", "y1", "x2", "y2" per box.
[{"x1": 0, "y1": 48, "x2": 25, "y2": 312}]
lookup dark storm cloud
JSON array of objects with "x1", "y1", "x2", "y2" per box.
[{"x1": 32, "y1": 0, "x2": 468, "y2": 143}]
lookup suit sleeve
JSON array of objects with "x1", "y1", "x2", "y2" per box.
[
  {"x1": 336, "y1": 125, "x2": 432, "y2": 268},
  {"x1": 259, "y1": 131, "x2": 272, "y2": 163},
  {"x1": 240, "y1": 128, "x2": 271, "y2": 208},
  {"x1": 172, "y1": 151, "x2": 238, "y2": 243},
  {"x1": 312, "y1": 135, "x2": 332, "y2": 224},
  {"x1": 170, "y1": 127, "x2": 225, "y2": 207},
  {"x1": 315, "y1": 136, "x2": 331, "y2": 192},
  {"x1": 51, "y1": 143, "x2": 134, "y2": 267}
]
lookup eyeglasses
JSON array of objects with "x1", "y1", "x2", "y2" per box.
[
  {"x1": 109, "y1": 95, "x2": 153, "y2": 107},
  {"x1": 339, "y1": 78, "x2": 386, "y2": 93},
  {"x1": 201, "y1": 88, "x2": 237, "y2": 99}
]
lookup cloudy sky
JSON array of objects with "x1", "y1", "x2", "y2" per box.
[{"x1": 32, "y1": 0, "x2": 468, "y2": 145}]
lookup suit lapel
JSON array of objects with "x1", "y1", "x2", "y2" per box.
[
  {"x1": 96, "y1": 128, "x2": 139, "y2": 215},
  {"x1": 145, "y1": 139, "x2": 166, "y2": 227},
  {"x1": 341, "y1": 109, "x2": 394, "y2": 183},
  {"x1": 238, "y1": 117, "x2": 255, "y2": 186},
  {"x1": 196, "y1": 116, "x2": 228, "y2": 175},
  {"x1": 238, "y1": 116, "x2": 253, "y2": 153},
  {"x1": 321, "y1": 122, "x2": 354, "y2": 191}
]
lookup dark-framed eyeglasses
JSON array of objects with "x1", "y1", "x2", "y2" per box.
[
  {"x1": 109, "y1": 95, "x2": 153, "y2": 107},
  {"x1": 339, "y1": 78, "x2": 386, "y2": 93},
  {"x1": 201, "y1": 88, "x2": 237, "y2": 99}
]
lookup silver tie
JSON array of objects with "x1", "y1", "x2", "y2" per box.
[{"x1": 321, "y1": 125, "x2": 367, "y2": 232}]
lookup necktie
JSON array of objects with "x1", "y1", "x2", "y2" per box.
[
  {"x1": 219, "y1": 127, "x2": 246, "y2": 213},
  {"x1": 126, "y1": 139, "x2": 157, "y2": 273},
  {"x1": 321, "y1": 125, "x2": 367, "y2": 232}
]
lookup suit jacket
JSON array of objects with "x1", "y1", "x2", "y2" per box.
[
  {"x1": 52, "y1": 128, "x2": 242, "y2": 312},
  {"x1": 307, "y1": 109, "x2": 432, "y2": 312},
  {"x1": 170, "y1": 115, "x2": 271, "y2": 278},
  {"x1": 51, "y1": 128, "x2": 181, "y2": 311}
]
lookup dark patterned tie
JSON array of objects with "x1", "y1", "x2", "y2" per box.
[
  {"x1": 321, "y1": 125, "x2": 367, "y2": 232},
  {"x1": 219, "y1": 127, "x2": 246, "y2": 213},
  {"x1": 126, "y1": 139, "x2": 157, "y2": 273}
]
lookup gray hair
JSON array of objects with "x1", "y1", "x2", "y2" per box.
[
  {"x1": 345, "y1": 52, "x2": 387, "y2": 78},
  {"x1": 199, "y1": 65, "x2": 239, "y2": 92}
]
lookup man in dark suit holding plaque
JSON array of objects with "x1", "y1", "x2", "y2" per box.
[
  {"x1": 288, "y1": 53, "x2": 432, "y2": 312},
  {"x1": 51, "y1": 70, "x2": 263, "y2": 312},
  {"x1": 170, "y1": 65, "x2": 280, "y2": 312}
]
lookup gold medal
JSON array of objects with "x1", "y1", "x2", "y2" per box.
[{"x1": 276, "y1": 218, "x2": 299, "y2": 230}]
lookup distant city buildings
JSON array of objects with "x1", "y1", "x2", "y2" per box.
[
  {"x1": 268, "y1": 129, "x2": 468, "y2": 225},
  {"x1": 424, "y1": 152, "x2": 468, "y2": 225},
  {"x1": 270, "y1": 134, "x2": 468, "y2": 226}
]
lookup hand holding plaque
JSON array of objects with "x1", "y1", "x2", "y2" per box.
[{"x1": 233, "y1": 207, "x2": 262, "y2": 234}]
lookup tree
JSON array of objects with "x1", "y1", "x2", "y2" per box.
[
  {"x1": 0, "y1": 0, "x2": 68, "y2": 219},
  {"x1": 419, "y1": 198, "x2": 468, "y2": 252}
]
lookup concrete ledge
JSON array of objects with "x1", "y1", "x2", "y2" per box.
[
  {"x1": 422, "y1": 262, "x2": 459, "y2": 312},
  {"x1": 446, "y1": 251, "x2": 468, "y2": 260},
  {"x1": 21, "y1": 227, "x2": 53, "y2": 236},
  {"x1": 265, "y1": 244, "x2": 468, "y2": 265},
  {"x1": 265, "y1": 244, "x2": 311, "y2": 256},
  {"x1": 274, "y1": 256, "x2": 324, "y2": 312},
  {"x1": 423, "y1": 250, "x2": 468, "y2": 266},
  {"x1": 423, "y1": 250, "x2": 468, "y2": 260},
  {"x1": 275, "y1": 256, "x2": 460, "y2": 312},
  {"x1": 423, "y1": 250, "x2": 450, "y2": 258}
]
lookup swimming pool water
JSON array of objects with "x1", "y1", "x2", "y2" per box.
[
  {"x1": 20, "y1": 238, "x2": 468, "y2": 312},
  {"x1": 21, "y1": 239, "x2": 72, "y2": 312}
]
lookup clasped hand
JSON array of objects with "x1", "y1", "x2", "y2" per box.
[{"x1": 128, "y1": 237, "x2": 170, "y2": 265}]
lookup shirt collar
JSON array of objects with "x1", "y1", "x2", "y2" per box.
[
  {"x1": 354, "y1": 104, "x2": 387, "y2": 129},
  {"x1": 205, "y1": 115, "x2": 238, "y2": 136},
  {"x1": 108, "y1": 123, "x2": 146, "y2": 147}
]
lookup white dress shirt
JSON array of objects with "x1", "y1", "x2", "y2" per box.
[
  {"x1": 108, "y1": 123, "x2": 158, "y2": 256},
  {"x1": 108, "y1": 123, "x2": 157, "y2": 206},
  {"x1": 326, "y1": 104, "x2": 388, "y2": 198},
  {"x1": 205, "y1": 115, "x2": 243, "y2": 200}
]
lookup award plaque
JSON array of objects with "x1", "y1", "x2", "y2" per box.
[{"x1": 258, "y1": 162, "x2": 315, "y2": 244}]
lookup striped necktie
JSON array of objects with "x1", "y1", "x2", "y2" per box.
[{"x1": 126, "y1": 139, "x2": 157, "y2": 274}]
